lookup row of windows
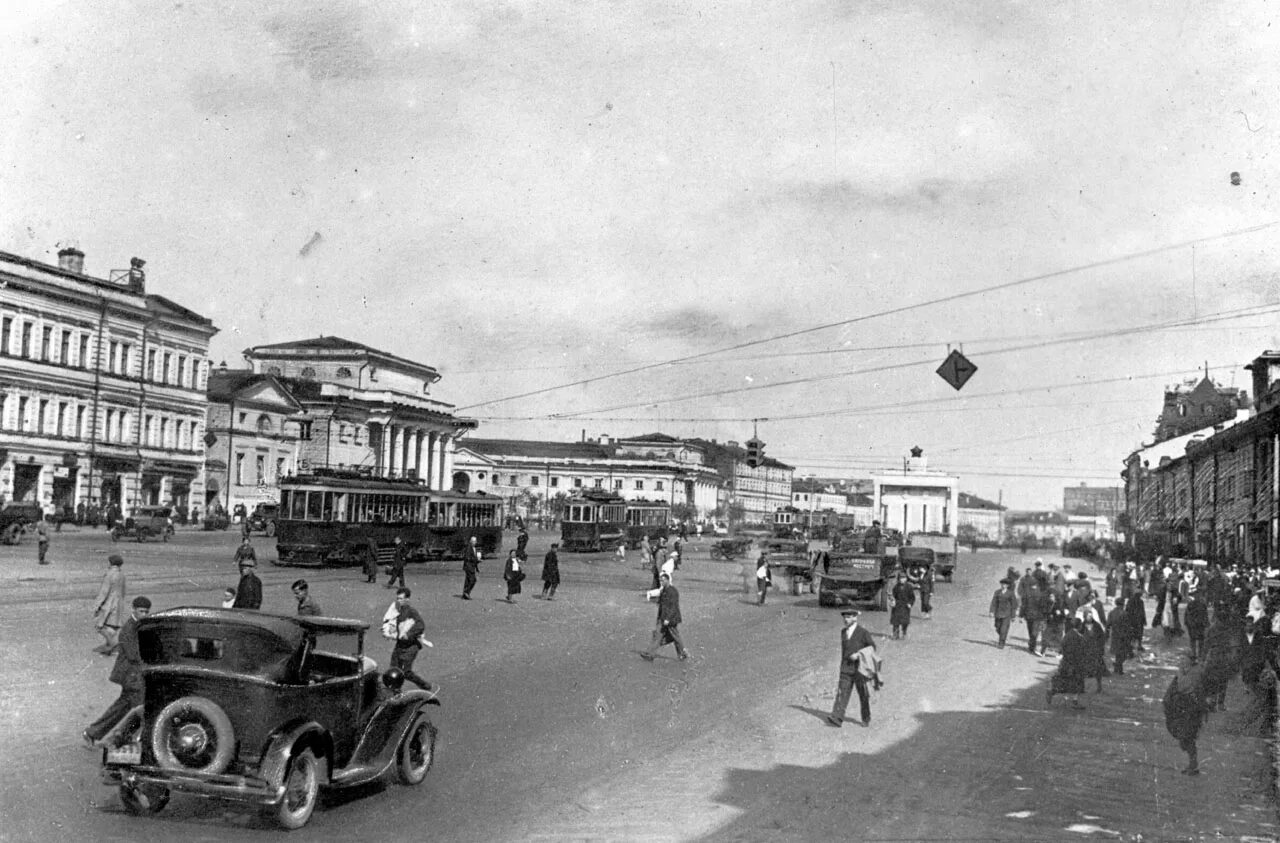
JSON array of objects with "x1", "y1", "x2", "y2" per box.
[
  {"x1": 486, "y1": 474, "x2": 666, "y2": 492},
  {"x1": 0, "y1": 393, "x2": 201, "y2": 448},
  {"x1": 279, "y1": 489, "x2": 501, "y2": 527},
  {"x1": 0, "y1": 315, "x2": 203, "y2": 388},
  {"x1": 234, "y1": 453, "x2": 289, "y2": 487}
]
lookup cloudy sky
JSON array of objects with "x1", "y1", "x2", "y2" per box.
[{"x1": 3, "y1": 1, "x2": 1279, "y2": 509}]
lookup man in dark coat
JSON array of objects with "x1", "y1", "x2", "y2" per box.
[
  {"x1": 515, "y1": 527, "x2": 529, "y2": 560},
  {"x1": 827, "y1": 607, "x2": 879, "y2": 728},
  {"x1": 1047, "y1": 618, "x2": 1089, "y2": 709},
  {"x1": 84, "y1": 596, "x2": 152, "y2": 746},
  {"x1": 1164, "y1": 665, "x2": 1210, "y2": 775},
  {"x1": 233, "y1": 558, "x2": 262, "y2": 610},
  {"x1": 1125, "y1": 590, "x2": 1148, "y2": 653},
  {"x1": 1185, "y1": 589, "x2": 1209, "y2": 664},
  {"x1": 1107, "y1": 596, "x2": 1133, "y2": 675},
  {"x1": 385, "y1": 536, "x2": 409, "y2": 590},
  {"x1": 1023, "y1": 573, "x2": 1050, "y2": 656},
  {"x1": 889, "y1": 572, "x2": 915, "y2": 640},
  {"x1": 232, "y1": 536, "x2": 257, "y2": 566},
  {"x1": 292, "y1": 579, "x2": 322, "y2": 616},
  {"x1": 989, "y1": 577, "x2": 1019, "y2": 648},
  {"x1": 541, "y1": 543, "x2": 561, "y2": 599},
  {"x1": 461, "y1": 536, "x2": 481, "y2": 600},
  {"x1": 641, "y1": 573, "x2": 688, "y2": 661}
]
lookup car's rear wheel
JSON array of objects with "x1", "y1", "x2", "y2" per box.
[
  {"x1": 119, "y1": 782, "x2": 170, "y2": 816},
  {"x1": 397, "y1": 714, "x2": 436, "y2": 785},
  {"x1": 152, "y1": 696, "x2": 235, "y2": 775},
  {"x1": 273, "y1": 749, "x2": 319, "y2": 829}
]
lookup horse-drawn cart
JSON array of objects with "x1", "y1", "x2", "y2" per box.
[{"x1": 709, "y1": 537, "x2": 753, "y2": 560}]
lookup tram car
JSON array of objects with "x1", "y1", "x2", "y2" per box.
[
  {"x1": 623, "y1": 498, "x2": 670, "y2": 548},
  {"x1": 273, "y1": 470, "x2": 503, "y2": 568},
  {"x1": 560, "y1": 491, "x2": 627, "y2": 552}
]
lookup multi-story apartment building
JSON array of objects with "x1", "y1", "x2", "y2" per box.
[
  {"x1": 0, "y1": 247, "x2": 216, "y2": 518},
  {"x1": 688, "y1": 438, "x2": 794, "y2": 525},
  {"x1": 1152, "y1": 373, "x2": 1249, "y2": 443},
  {"x1": 239, "y1": 337, "x2": 476, "y2": 488},
  {"x1": 1063, "y1": 484, "x2": 1124, "y2": 518},
  {"x1": 205, "y1": 369, "x2": 304, "y2": 515},
  {"x1": 1122, "y1": 350, "x2": 1280, "y2": 563}
]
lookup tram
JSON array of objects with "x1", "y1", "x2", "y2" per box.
[
  {"x1": 624, "y1": 499, "x2": 670, "y2": 548},
  {"x1": 273, "y1": 470, "x2": 503, "y2": 568},
  {"x1": 560, "y1": 492, "x2": 672, "y2": 551}
]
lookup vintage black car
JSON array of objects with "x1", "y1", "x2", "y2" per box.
[
  {"x1": 247, "y1": 502, "x2": 280, "y2": 537},
  {"x1": 110, "y1": 506, "x2": 175, "y2": 543},
  {"x1": 98, "y1": 608, "x2": 439, "y2": 829},
  {"x1": 0, "y1": 501, "x2": 43, "y2": 544}
]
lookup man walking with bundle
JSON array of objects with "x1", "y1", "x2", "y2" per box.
[
  {"x1": 640, "y1": 573, "x2": 688, "y2": 661},
  {"x1": 827, "y1": 608, "x2": 880, "y2": 728}
]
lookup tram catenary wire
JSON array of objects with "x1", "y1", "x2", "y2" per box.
[{"x1": 455, "y1": 221, "x2": 1280, "y2": 413}]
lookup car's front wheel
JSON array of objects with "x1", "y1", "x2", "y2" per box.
[
  {"x1": 397, "y1": 714, "x2": 437, "y2": 785},
  {"x1": 119, "y1": 782, "x2": 170, "y2": 816},
  {"x1": 273, "y1": 749, "x2": 320, "y2": 830}
]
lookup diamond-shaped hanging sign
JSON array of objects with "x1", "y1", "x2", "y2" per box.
[{"x1": 936, "y1": 349, "x2": 977, "y2": 391}]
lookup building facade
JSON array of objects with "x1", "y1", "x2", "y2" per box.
[
  {"x1": 0, "y1": 247, "x2": 216, "y2": 519},
  {"x1": 205, "y1": 370, "x2": 303, "y2": 516},
  {"x1": 1153, "y1": 374, "x2": 1249, "y2": 443},
  {"x1": 240, "y1": 337, "x2": 477, "y2": 488},
  {"x1": 957, "y1": 492, "x2": 1005, "y2": 542},
  {"x1": 688, "y1": 438, "x2": 794, "y2": 525},
  {"x1": 1062, "y1": 483, "x2": 1124, "y2": 518},
  {"x1": 871, "y1": 449, "x2": 959, "y2": 537}
]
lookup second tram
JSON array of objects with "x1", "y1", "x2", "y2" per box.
[{"x1": 560, "y1": 492, "x2": 671, "y2": 552}]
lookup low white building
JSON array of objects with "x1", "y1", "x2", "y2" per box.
[{"x1": 872, "y1": 448, "x2": 959, "y2": 536}]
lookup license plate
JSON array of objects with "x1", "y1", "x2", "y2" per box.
[{"x1": 105, "y1": 744, "x2": 142, "y2": 765}]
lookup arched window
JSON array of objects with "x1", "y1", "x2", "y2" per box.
[
  {"x1": 300, "y1": 366, "x2": 316, "y2": 380},
  {"x1": 267, "y1": 365, "x2": 282, "y2": 376},
  {"x1": 257, "y1": 414, "x2": 273, "y2": 434},
  {"x1": 336, "y1": 366, "x2": 353, "y2": 378}
]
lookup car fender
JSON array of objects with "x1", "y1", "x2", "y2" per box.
[
  {"x1": 346, "y1": 690, "x2": 436, "y2": 773},
  {"x1": 258, "y1": 721, "x2": 333, "y2": 788}
]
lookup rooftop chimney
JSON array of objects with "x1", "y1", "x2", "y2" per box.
[
  {"x1": 127, "y1": 257, "x2": 146, "y2": 293},
  {"x1": 57, "y1": 247, "x2": 84, "y2": 274}
]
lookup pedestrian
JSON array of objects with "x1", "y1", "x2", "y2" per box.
[
  {"x1": 91, "y1": 554, "x2": 127, "y2": 655},
  {"x1": 1104, "y1": 566, "x2": 1119, "y2": 604},
  {"x1": 502, "y1": 549, "x2": 525, "y2": 603},
  {"x1": 232, "y1": 536, "x2": 257, "y2": 567},
  {"x1": 1163, "y1": 665, "x2": 1209, "y2": 775},
  {"x1": 190, "y1": 504, "x2": 200, "y2": 526},
  {"x1": 1150, "y1": 557, "x2": 1168, "y2": 629},
  {"x1": 615, "y1": 542, "x2": 627, "y2": 566},
  {"x1": 381, "y1": 588, "x2": 434, "y2": 691},
  {"x1": 640, "y1": 573, "x2": 688, "y2": 661},
  {"x1": 292, "y1": 579, "x2": 322, "y2": 616},
  {"x1": 1023, "y1": 571, "x2": 1050, "y2": 656},
  {"x1": 233, "y1": 557, "x2": 262, "y2": 610},
  {"x1": 1185, "y1": 588, "x2": 1208, "y2": 664},
  {"x1": 515, "y1": 526, "x2": 529, "y2": 560},
  {"x1": 1108, "y1": 596, "x2": 1133, "y2": 675},
  {"x1": 912, "y1": 563, "x2": 935, "y2": 619},
  {"x1": 35, "y1": 513, "x2": 50, "y2": 565},
  {"x1": 889, "y1": 571, "x2": 915, "y2": 640},
  {"x1": 756, "y1": 553, "x2": 773, "y2": 605},
  {"x1": 220, "y1": 587, "x2": 236, "y2": 609},
  {"x1": 1046, "y1": 617, "x2": 1089, "y2": 709},
  {"x1": 1080, "y1": 608, "x2": 1108, "y2": 693},
  {"x1": 363, "y1": 537, "x2": 379, "y2": 584},
  {"x1": 826, "y1": 607, "x2": 880, "y2": 728},
  {"x1": 461, "y1": 536, "x2": 481, "y2": 600},
  {"x1": 83, "y1": 596, "x2": 152, "y2": 747},
  {"x1": 1124, "y1": 590, "x2": 1148, "y2": 653},
  {"x1": 385, "y1": 535, "x2": 408, "y2": 589},
  {"x1": 541, "y1": 543, "x2": 561, "y2": 599},
  {"x1": 988, "y1": 577, "x2": 1019, "y2": 649}
]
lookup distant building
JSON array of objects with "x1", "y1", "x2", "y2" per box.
[
  {"x1": 1152, "y1": 372, "x2": 1248, "y2": 443},
  {"x1": 1062, "y1": 483, "x2": 1124, "y2": 518},
  {"x1": 240, "y1": 337, "x2": 476, "y2": 490},
  {"x1": 1005, "y1": 511, "x2": 1069, "y2": 547},
  {"x1": 0, "y1": 247, "x2": 216, "y2": 519},
  {"x1": 871, "y1": 448, "x2": 958, "y2": 536},
  {"x1": 957, "y1": 492, "x2": 1005, "y2": 541},
  {"x1": 205, "y1": 370, "x2": 303, "y2": 516},
  {"x1": 687, "y1": 437, "x2": 794, "y2": 525}
]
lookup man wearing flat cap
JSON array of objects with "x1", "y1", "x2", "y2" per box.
[
  {"x1": 827, "y1": 608, "x2": 879, "y2": 727},
  {"x1": 233, "y1": 555, "x2": 262, "y2": 610},
  {"x1": 989, "y1": 577, "x2": 1019, "y2": 648}
]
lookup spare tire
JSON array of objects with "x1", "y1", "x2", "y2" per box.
[{"x1": 152, "y1": 696, "x2": 235, "y2": 775}]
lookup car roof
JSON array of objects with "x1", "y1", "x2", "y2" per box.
[{"x1": 146, "y1": 606, "x2": 368, "y2": 634}]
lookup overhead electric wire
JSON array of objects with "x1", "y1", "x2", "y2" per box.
[{"x1": 455, "y1": 220, "x2": 1279, "y2": 412}]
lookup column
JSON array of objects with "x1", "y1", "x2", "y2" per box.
[
  {"x1": 440, "y1": 434, "x2": 454, "y2": 491},
  {"x1": 413, "y1": 430, "x2": 424, "y2": 481},
  {"x1": 425, "y1": 432, "x2": 438, "y2": 490},
  {"x1": 400, "y1": 427, "x2": 412, "y2": 478}
]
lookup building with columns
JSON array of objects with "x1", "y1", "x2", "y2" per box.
[
  {"x1": 239, "y1": 337, "x2": 476, "y2": 489},
  {"x1": 871, "y1": 448, "x2": 959, "y2": 537},
  {"x1": 0, "y1": 247, "x2": 216, "y2": 519}
]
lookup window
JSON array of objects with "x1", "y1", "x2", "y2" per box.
[
  {"x1": 276, "y1": 457, "x2": 286, "y2": 481},
  {"x1": 160, "y1": 418, "x2": 169, "y2": 447},
  {"x1": 40, "y1": 326, "x2": 51, "y2": 361},
  {"x1": 300, "y1": 366, "x2": 316, "y2": 380},
  {"x1": 336, "y1": 366, "x2": 353, "y2": 378},
  {"x1": 190, "y1": 358, "x2": 201, "y2": 388},
  {"x1": 614, "y1": 480, "x2": 623, "y2": 490},
  {"x1": 1177, "y1": 403, "x2": 1187, "y2": 417},
  {"x1": 78, "y1": 334, "x2": 89, "y2": 368},
  {"x1": 120, "y1": 343, "x2": 131, "y2": 376},
  {"x1": 59, "y1": 330, "x2": 71, "y2": 364},
  {"x1": 235, "y1": 453, "x2": 245, "y2": 484},
  {"x1": 174, "y1": 420, "x2": 184, "y2": 449},
  {"x1": 353, "y1": 425, "x2": 363, "y2": 445},
  {"x1": 147, "y1": 349, "x2": 156, "y2": 380},
  {"x1": 20, "y1": 323, "x2": 32, "y2": 358},
  {"x1": 1, "y1": 317, "x2": 10, "y2": 355},
  {"x1": 104, "y1": 409, "x2": 115, "y2": 441},
  {"x1": 509, "y1": 475, "x2": 518, "y2": 486},
  {"x1": 655, "y1": 481, "x2": 665, "y2": 491},
  {"x1": 550, "y1": 477, "x2": 559, "y2": 487},
  {"x1": 177, "y1": 356, "x2": 186, "y2": 386},
  {"x1": 338, "y1": 423, "x2": 349, "y2": 443},
  {"x1": 163, "y1": 353, "x2": 172, "y2": 384},
  {"x1": 267, "y1": 365, "x2": 282, "y2": 376},
  {"x1": 57, "y1": 402, "x2": 67, "y2": 436},
  {"x1": 107, "y1": 341, "x2": 118, "y2": 373},
  {"x1": 76, "y1": 407, "x2": 85, "y2": 438},
  {"x1": 635, "y1": 480, "x2": 644, "y2": 490},
  {"x1": 257, "y1": 415, "x2": 272, "y2": 434},
  {"x1": 298, "y1": 420, "x2": 313, "y2": 441},
  {"x1": 594, "y1": 479, "x2": 603, "y2": 488},
  {"x1": 573, "y1": 478, "x2": 583, "y2": 488},
  {"x1": 530, "y1": 475, "x2": 540, "y2": 486},
  {"x1": 37, "y1": 399, "x2": 48, "y2": 433},
  {"x1": 255, "y1": 455, "x2": 265, "y2": 485}
]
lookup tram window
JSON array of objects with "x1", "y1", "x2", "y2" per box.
[
  {"x1": 291, "y1": 492, "x2": 307, "y2": 520},
  {"x1": 334, "y1": 493, "x2": 348, "y2": 521},
  {"x1": 306, "y1": 492, "x2": 323, "y2": 520},
  {"x1": 280, "y1": 490, "x2": 291, "y2": 514},
  {"x1": 322, "y1": 492, "x2": 335, "y2": 521}
]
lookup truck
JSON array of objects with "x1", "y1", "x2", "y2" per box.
[
  {"x1": 816, "y1": 549, "x2": 899, "y2": 610},
  {"x1": 907, "y1": 532, "x2": 957, "y2": 581}
]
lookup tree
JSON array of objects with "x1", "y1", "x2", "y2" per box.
[{"x1": 670, "y1": 502, "x2": 697, "y2": 524}]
